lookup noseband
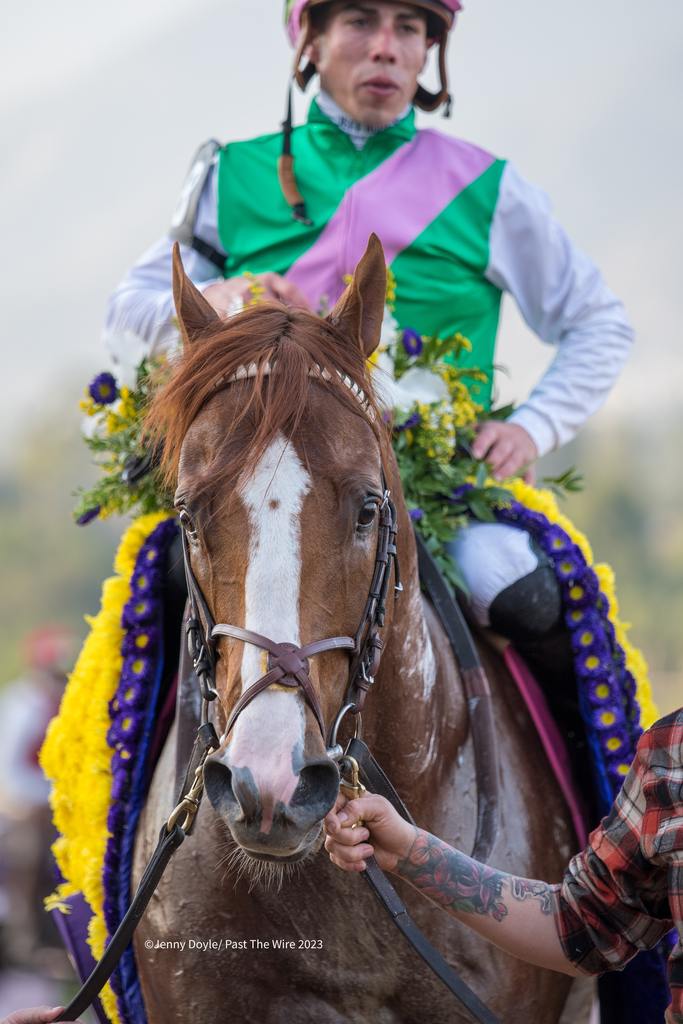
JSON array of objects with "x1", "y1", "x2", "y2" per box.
[{"x1": 181, "y1": 483, "x2": 401, "y2": 747}]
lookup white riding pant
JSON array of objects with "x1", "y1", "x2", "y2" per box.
[{"x1": 446, "y1": 522, "x2": 541, "y2": 627}]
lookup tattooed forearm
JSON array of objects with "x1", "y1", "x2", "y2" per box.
[
  {"x1": 396, "y1": 830, "x2": 555, "y2": 922},
  {"x1": 396, "y1": 831, "x2": 509, "y2": 921},
  {"x1": 509, "y1": 877, "x2": 555, "y2": 915}
]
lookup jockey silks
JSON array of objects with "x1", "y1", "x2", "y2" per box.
[{"x1": 215, "y1": 99, "x2": 505, "y2": 409}]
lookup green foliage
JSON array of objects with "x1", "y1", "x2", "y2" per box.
[
  {"x1": 74, "y1": 361, "x2": 172, "y2": 522},
  {"x1": 541, "y1": 466, "x2": 584, "y2": 496}
]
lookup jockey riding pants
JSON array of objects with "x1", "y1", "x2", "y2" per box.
[{"x1": 446, "y1": 521, "x2": 562, "y2": 638}]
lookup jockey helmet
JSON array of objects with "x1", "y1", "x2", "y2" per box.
[{"x1": 284, "y1": 0, "x2": 462, "y2": 111}]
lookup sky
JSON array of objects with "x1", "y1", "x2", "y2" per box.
[{"x1": 1, "y1": 0, "x2": 682, "y2": 463}]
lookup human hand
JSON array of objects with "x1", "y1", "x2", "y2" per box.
[
  {"x1": 2, "y1": 1007, "x2": 82, "y2": 1024},
  {"x1": 202, "y1": 273, "x2": 310, "y2": 316},
  {"x1": 324, "y1": 793, "x2": 417, "y2": 874},
  {"x1": 471, "y1": 421, "x2": 538, "y2": 483}
]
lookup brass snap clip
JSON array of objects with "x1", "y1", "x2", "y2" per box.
[
  {"x1": 339, "y1": 755, "x2": 366, "y2": 829},
  {"x1": 166, "y1": 763, "x2": 205, "y2": 834}
]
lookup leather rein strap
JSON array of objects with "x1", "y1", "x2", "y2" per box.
[
  {"x1": 58, "y1": 722, "x2": 220, "y2": 1023},
  {"x1": 415, "y1": 534, "x2": 501, "y2": 864}
]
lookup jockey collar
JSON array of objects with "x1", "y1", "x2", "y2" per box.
[{"x1": 312, "y1": 90, "x2": 415, "y2": 148}]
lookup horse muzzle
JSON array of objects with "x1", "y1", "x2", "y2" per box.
[{"x1": 203, "y1": 752, "x2": 339, "y2": 858}]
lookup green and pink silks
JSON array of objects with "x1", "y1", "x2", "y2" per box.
[{"x1": 217, "y1": 100, "x2": 504, "y2": 407}]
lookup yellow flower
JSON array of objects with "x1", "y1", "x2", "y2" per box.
[
  {"x1": 79, "y1": 397, "x2": 97, "y2": 416},
  {"x1": 385, "y1": 267, "x2": 397, "y2": 306}
]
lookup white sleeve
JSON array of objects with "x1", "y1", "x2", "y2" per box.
[
  {"x1": 485, "y1": 162, "x2": 634, "y2": 457},
  {"x1": 102, "y1": 160, "x2": 225, "y2": 356}
]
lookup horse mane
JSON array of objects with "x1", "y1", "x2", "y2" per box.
[{"x1": 145, "y1": 302, "x2": 388, "y2": 497}]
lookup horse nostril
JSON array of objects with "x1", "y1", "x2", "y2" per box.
[
  {"x1": 204, "y1": 758, "x2": 236, "y2": 816},
  {"x1": 204, "y1": 758, "x2": 264, "y2": 825},
  {"x1": 291, "y1": 759, "x2": 340, "y2": 816}
]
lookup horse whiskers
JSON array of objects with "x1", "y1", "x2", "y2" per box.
[{"x1": 213, "y1": 836, "x2": 318, "y2": 893}]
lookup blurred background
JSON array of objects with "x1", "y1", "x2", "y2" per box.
[{"x1": 0, "y1": 0, "x2": 681, "y2": 1014}]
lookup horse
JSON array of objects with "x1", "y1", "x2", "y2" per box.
[{"x1": 132, "y1": 236, "x2": 577, "y2": 1024}]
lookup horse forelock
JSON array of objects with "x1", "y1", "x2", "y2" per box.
[{"x1": 144, "y1": 303, "x2": 387, "y2": 500}]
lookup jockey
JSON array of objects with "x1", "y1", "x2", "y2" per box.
[{"x1": 104, "y1": 0, "x2": 634, "y2": 716}]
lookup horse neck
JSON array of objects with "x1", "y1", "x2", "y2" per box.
[{"x1": 359, "y1": 527, "x2": 467, "y2": 789}]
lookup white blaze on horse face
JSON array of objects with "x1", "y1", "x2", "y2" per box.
[{"x1": 227, "y1": 434, "x2": 312, "y2": 832}]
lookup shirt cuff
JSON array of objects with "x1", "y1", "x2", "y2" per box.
[{"x1": 507, "y1": 405, "x2": 558, "y2": 458}]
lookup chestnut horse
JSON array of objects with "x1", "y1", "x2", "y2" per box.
[{"x1": 132, "y1": 238, "x2": 577, "y2": 1023}]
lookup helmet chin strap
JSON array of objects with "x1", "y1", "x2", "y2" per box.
[{"x1": 278, "y1": 12, "x2": 452, "y2": 223}]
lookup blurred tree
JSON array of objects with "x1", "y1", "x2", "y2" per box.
[{"x1": 0, "y1": 393, "x2": 120, "y2": 684}]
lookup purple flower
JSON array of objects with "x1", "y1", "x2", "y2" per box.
[
  {"x1": 585, "y1": 675, "x2": 618, "y2": 707},
  {"x1": 601, "y1": 726, "x2": 629, "y2": 758},
  {"x1": 563, "y1": 571, "x2": 599, "y2": 609},
  {"x1": 76, "y1": 505, "x2": 101, "y2": 526},
  {"x1": 409, "y1": 508, "x2": 424, "y2": 521},
  {"x1": 575, "y1": 645, "x2": 613, "y2": 679},
  {"x1": 401, "y1": 328, "x2": 423, "y2": 357},
  {"x1": 131, "y1": 565, "x2": 162, "y2": 598},
  {"x1": 117, "y1": 677, "x2": 146, "y2": 710},
  {"x1": 109, "y1": 710, "x2": 143, "y2": 746},
  {"x1": 395, "y1": 411, "x2": 421, "y2": 432},
  {"x1": 540, "y1": 525, "x2": 572, "y2": 556},
  {"x1": 589, "y1": 704, "x2": 627, "y2": 733},
  {"x1": 122, "y1": 596, "x2": 154, "y2": 628},
  {"x1": 88, "y1": 371, "x2": 119, "y2": 405},
  {"x1": 552, "y1": 548, "x2": 585, "y2": 582},
  {"x1": 122, "y1": 653, "x2": 153, "y2": 686},
  {"x1": 570, "y1": 622, "x2": 610, "y2": 659},
  {"x1": 122, "y1": 626, "x2": 158, "y2": 659}
]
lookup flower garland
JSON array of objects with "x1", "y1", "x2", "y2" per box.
[
  {"x1": 104, "y1": 517, "x2": 178, "y2": 1023},
  {"x1": 489, "y1": 480, "x2": 657, "y2": 812},
  {"x1": 40, "y1": 512, "x2": 173, "y2": 1024}
]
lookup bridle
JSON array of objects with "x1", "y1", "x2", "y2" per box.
[{"x1": 181, "y1": 476, "x2": 402, "y2": 754}]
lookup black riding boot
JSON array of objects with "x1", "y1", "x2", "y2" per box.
[{"x1": 489, "y1": 562, "x2": 596, "y2": 818}]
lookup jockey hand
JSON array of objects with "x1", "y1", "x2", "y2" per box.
[
  {"x1": 2, "y1": 1008, "x2": 83, "y2": 1024},
  {"x1": 472, "y1": 421, "x2": 538, "y2": 483},
  {"x1": 202, "y1": 273, "x2": 310, "y2": 316},
  {"x1": 324, "y1": 793, "x2": 417, "y2": 874}
]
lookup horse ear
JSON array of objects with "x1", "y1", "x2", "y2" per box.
[
  {"x1": 172, "y1": 242, "x2": 220, "y2": 348},
  {"x1": 327, "y1": 233, "x2": 387, "y2": 357}
]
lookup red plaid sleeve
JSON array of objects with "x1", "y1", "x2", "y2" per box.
[{"x1": 555, "y1": 710, "x2": 683, "y2": 1021}]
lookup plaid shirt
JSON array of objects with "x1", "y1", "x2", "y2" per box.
[{"x1": 555, "y1": 709, "x2": 683, "y2": 1023}]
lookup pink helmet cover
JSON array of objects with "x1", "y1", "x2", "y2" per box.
[{"x1": 285, "y1": 0, "x2": 463, "y2": 47}]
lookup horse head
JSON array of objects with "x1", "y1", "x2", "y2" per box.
[{"x1": 147, "y1": 236, "x2": 406, "y2": 874}]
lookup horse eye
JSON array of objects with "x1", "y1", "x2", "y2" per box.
[
  {"x1": 357, "y1": 501, "x2": 377, "y2": 531},
  {"x1": 178, "y1": 508, "x2": 198, "y2": 539}
]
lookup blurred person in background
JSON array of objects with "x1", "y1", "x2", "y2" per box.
[{"x1": 0, "y1": 628, "x2": 76, "y2": 1009}]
